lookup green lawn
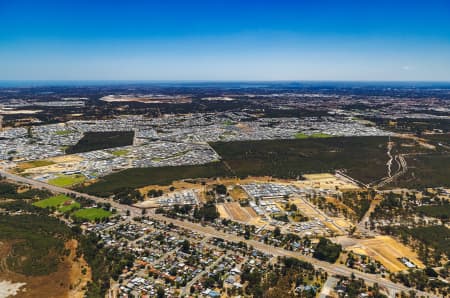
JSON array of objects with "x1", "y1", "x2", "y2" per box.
[
  {"x1": 33, "y1": 194, "x2": 71, "y2": 208},
  {"x1": 295, "y1": 132, "x2": 332, "y2": 139},
  {"x1": 33, "y1": 194, "x2": 80, "y2": 213},
  {"x1": 48, "y1": 174, "x2": 86, "y2": 187},
  {"x1": 112, "y1": 149, "x2": 129, "y2": 156},
  {"x1": 72, "y1": 208, "x2": 112, "y2": 221},
  {"x1": 59, "y1": 201, "x2": 81, "y2": 213},
  {"x1": 55, "y1": 130, "x2": 73, "y2": 136}
]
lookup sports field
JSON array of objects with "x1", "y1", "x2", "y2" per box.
[
  {"x1": 33, "y1": 194, "x2": 80, "y2": 213},
  {"x1": 294, "y1": 133, "x2": 332, "y2": 139},
  {"x1": 33, "y1": 194, "x2": 71, "y2": 208},
  {"x1": 72, "y1": 208, "x2": 112, "y2": 220},
  {"x1": 48, "y1": 174, "x2": 86, "y2": 187},
  {"x1": 111, "y1": 149, "x2": 129, "y2": 156}
]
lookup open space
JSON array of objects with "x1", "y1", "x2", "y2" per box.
[
  {"x1": 72, "y1": 208, "x2": 112, "y2": 221},
  {"x1": 48, "y1": 174, "x2": 86, "y2": 187},
  {"x1": 17, "y1": 160, "x2": 55, "y2": 170},
  {"x1": 33, "y1": 194, "x2": 71, "y2": 208},
  {"x1": 345, "y1": 236, "x2": 424, "y2": 272},
  {"x1": 33, "y1": 194, "x2": 80, "y2": 213}
]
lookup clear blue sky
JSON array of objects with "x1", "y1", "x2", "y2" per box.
[{"x1": 1, "y1": 0, "x2": 450, "y2": 81}]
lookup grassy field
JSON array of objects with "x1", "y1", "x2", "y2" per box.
[
  {"x1": 59, "y1": 201, "x2": 81, "y2": 213},
  {"x1": 33, "y1": 194, "x2": 71, "y2": 208},
  {"x1": 111, "y1": 149, "x2": 129, "y2": 156},
  {"x1": 48, "y1": 174, "x2": 86, "y2": 187},
  {"x1": 66, "y1": 131, "x2": 134, "y2": 154},
  {"x1": 33, "y1": 194, "x2": 80, "y2": 213},
  {"x1": 294, "y1": 132, "x2": 332, "y2": 139},
  {"x1": 18, "y1": 160, "x2": 55, "y2": 170},
  {"x1": 72, "y1": 208, "x2": 112, "y2": 220},
  {"x1": 79, "y1": 162, "x2": 229, "y2": 196},
  {"x1": 55, "y1": 130, "x2": 73, "y2": 136}
]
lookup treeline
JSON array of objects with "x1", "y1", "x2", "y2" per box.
[{"x1": 0, "y1": 181, "x2": 52, "y2": 200}]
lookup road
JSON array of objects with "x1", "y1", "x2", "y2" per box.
[
  {"x1": 0, "y1": 169, "x2": 437, "y2": 298},
  {"x1": 375, "y1": 154, "x2": 407, "y2": 188}
]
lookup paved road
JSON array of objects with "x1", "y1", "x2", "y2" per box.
[{"x1": 0, "y1": 169, "x2": 436, "y2": 298}]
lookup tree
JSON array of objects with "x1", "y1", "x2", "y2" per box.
[
  {"x1": 157, "y1": 286, "x2": 165, "y2": 298},
  {"x1": 313, "y1": 238, "x2": 342, "y2": 263},
  {"x1": 214, "y1": 184, "x2": 227, "y2": 195},
  {"x1": 274, "y1": 227, "x2": 281, "y2": 238},
  {"x1": 181, "y1": 240, "x2": 190, "y2": 253}
]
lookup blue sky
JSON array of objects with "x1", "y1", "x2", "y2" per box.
[{"x1": 1, "y1": 0, "x2": 450, "y2": 81}]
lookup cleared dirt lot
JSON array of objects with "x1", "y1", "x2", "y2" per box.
[
  {"x1": 345, "y1": 236, "x2": 425, "y2": 272},
  {"x1": 223, "y1": 202, "x2": 251, "y2": 222},
  {"x1": 216, "y1": 204, "x2": 230, "y2": 220},
  {"x1": 296, "y1": 173, "x2": 360, "y2": 191},
  {"x1": 19, "y1": 155, "x2": 85, "y2": 176},
  {"x1": 217, "y1": 202, "x2": 261, "y2": 224}
]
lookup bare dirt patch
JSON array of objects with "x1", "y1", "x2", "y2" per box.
[
  {"x1": 345, "y1": 235, "x2": 425, "y2": 272},
  {"x1": 216, "y1": 204, "x2": 230, "y2": 220},
  {"x1": 223, "y1": 202, "x2": 251, "y2": 222}
]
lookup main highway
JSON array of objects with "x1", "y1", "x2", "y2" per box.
[{"x1": 0, "y1": 168, "x2": 435, "y2": 297}]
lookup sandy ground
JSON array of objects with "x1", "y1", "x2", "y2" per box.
[
  {"x1": 341, "y1": 235, "x2": 425, "y2": 272},
  {"x1": 216, "y1": 204, "x2": 230, "y2": 219},
  {"x1": 0, "y1": 280, "x2": 26, "y2": 298},
  {"x1": 223, "y1": 202, "x2": 251, "y2": 221}
]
